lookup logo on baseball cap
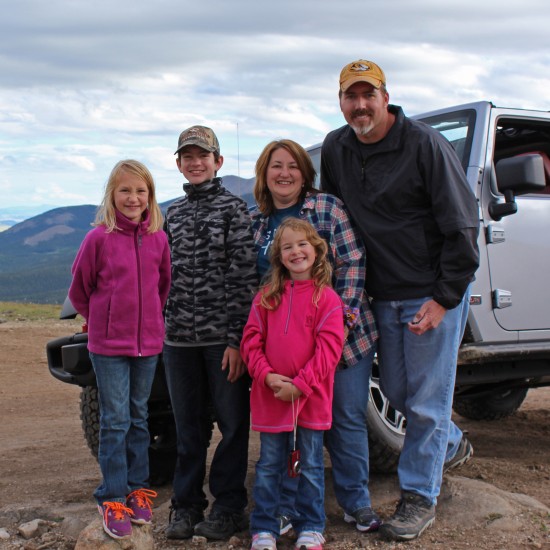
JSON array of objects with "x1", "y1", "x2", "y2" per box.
[
  {"x1": 339, "y1": 60, "x2": 386, "y2": 92},
  {"x1": 175, "y1": 125, "x2": 220, "y2": 155}
]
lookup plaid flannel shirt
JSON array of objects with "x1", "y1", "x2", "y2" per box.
[{"x1": 250, "y1": 191, "x2": 378, "y2": 367}]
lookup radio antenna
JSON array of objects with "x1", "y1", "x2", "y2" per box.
[{"x1": 236, "y1": 122, "x2": 241, "y2": 195}]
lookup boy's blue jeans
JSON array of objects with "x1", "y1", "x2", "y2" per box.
[
  {"x1": 90, "y1": 352, "x2": 158, "y2": 504},
  {"x1": 372, "y1": 291, "x2": 470, "y2": 505},
  {"x1": 280, "y1": 349, "x2": 376, "y2": 517},
  {"x1": 163, "y1": 343, "x2": 250, "y2": 513},
  {"x1": 251, "y1": 428, "x2": 325, "y2": 537}
]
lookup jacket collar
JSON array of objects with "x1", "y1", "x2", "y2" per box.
[
  {"x1": 338, "y1": 104, "x2": 405, "y2": 154},
  {"x1": 115, "y1": 208, "x2": 150, "y2": 234},
  {"x1": 183, "y1": 177, "x2": 223, "y2": 201}
]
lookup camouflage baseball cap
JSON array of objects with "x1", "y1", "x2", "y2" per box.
[
  {"x1": 175, "y1": 125, "x2": 220, "y2": 155},
  {"x1": 339, "y1": 59, "x2": 386, "y2": 92}
]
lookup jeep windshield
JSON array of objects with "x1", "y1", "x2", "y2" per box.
[{"x1": 416, "y1": 109, "x2": 476, "y2": 172}]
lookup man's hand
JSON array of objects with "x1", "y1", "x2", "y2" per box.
[
  {"x1": 221, "y1": 346, "x2": 246, "y2": 382},
  {"x1": 408, "y1": 299, "x2": 447, "y2": 336}
]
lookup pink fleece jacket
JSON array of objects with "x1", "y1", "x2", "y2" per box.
[
  {"x1": 241, "y1": 279, "x2": 345, "y2": 433},
  {"x1": 69, "y1": 210, "x2": 171, "y2": 357}
]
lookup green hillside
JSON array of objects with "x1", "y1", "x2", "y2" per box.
[{"x1": 0, "y1": 176, "x2": 255, "y2": 304}]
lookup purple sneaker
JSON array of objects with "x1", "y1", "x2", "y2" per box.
[
  {"x1": 98, "y1": 501, "x2": 133, "y2": 539},
  {"x1": 126, "y1": 488, "x2": 157, "y2": 525}
]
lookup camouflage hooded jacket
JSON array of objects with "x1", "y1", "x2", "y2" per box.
[{"x1": 164, "y1": 178, "x2": 258, "y2": 348}]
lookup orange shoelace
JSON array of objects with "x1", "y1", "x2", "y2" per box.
[
  {"x1": 128, "y1": 488, "x2": 158, "y2": 510},
  {"x1": 103, "y1": 501, "x2": 134, "y2": 520}
]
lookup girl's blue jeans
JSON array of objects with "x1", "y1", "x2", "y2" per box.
[
  {"x1": 279, "y1": 349, "x2": 376, "y2": 518},
  {"x1": 90, "y1": 352, "x2": 157, "y2": 504},
  {"x1": 251, "y1": 428, "x2": 325, "y2": 537},
  {"x1": 372, "y1": 290, "x2": 470, "y2": 504}
]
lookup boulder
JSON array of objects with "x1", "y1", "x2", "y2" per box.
[{"x1": 75, "y1": 517, "x2": 153, "y2": 550}]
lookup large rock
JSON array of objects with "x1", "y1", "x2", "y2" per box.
[
  {"x1": 75, "y1": 517, "x2": 154, "y2": 550},
  {"x1": 438, "y1": 475, "x2": 549, "y2": 531}
]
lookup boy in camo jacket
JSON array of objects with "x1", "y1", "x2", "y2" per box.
[{"x1": 163, "y1": 126, "x2": 258, "y2": 541}]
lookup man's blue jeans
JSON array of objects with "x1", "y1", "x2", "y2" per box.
[
  {"x1": 90, "y1": 352, "x2": 158, "y2": 504},
  {"x1": 372, "y1": 292, "x2": 470, "y2": 504},
  {"x1": 251, "y1": 428, "x2": 325, "y2": 537},
  {"x1": 163, "y1": 343, "x2": 250, "y2": 513}
]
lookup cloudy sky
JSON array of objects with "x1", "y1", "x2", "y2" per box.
[{"x1": 1, "y1": 0, "x2": 549, "y2": 210}]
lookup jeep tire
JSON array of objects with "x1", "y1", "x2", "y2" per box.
[
  {"x1": 453, "y1": 387, "x2": 529, "y2": 421},
  {"x1": 367, "y1": 362, "x2": 405, "y2": 473}
]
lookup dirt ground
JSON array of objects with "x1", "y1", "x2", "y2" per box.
[{"x1": 0, "y1": 319, "x2": 549, "y2": 549}]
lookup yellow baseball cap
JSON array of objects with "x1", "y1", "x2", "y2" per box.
[{"x1": 339, "y1": 60, "x2": 386, "y2": 92}]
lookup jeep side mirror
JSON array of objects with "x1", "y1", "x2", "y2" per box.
[{"x1": 489, "y1": 154, "x2": 546, "y2": 221}]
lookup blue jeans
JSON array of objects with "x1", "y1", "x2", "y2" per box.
[
  {"x1": 280, "y1": 349, "x2": 376, "y2": 517},
  {"x1": 251, "y1": 428, "x2": 325, "y2": 537},
  {"x1": 90, "y1": 352, "x2": 158, "y2": 504},
  {"x1": 372, "y1": 291, "x2": 470, "y2": 504},
  {"x1": 163, "y1": 343, "x2": 250, "y2": 513}
]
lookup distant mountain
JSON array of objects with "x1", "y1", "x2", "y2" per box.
[
  {"x1": 0, "y1": 176, "x2": 256, "y2": 304},
  {"x1": 0, "y1": 205, "x2": 56, "y2": 230}
]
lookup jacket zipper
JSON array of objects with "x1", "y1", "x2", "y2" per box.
[
  {"x1": 135, "y1": 227, "x2": 143, "y2": 356},
  {"x1": 192, "y1": 198, "x2": 199, "y2": 340},
  {"x1": 284, "y1": 281, "x2": 294, "y2": 334}
]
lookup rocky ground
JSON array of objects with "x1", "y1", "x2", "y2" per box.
[{"x1": 0, "y1": 319, "x2": 549, "y2": 549}]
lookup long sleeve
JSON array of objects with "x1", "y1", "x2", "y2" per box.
[
  {"x1": 291, "y1": 292, "x2": 344, "y2": 398},
  {"x1": 241, "y1": 296, "x2": 273, "y2": 388},
  {"x1": 68, "y1": 229, "x2": 101, "y2": 321},
  {"x1": 224, "y1": 201, "x2": 259, "y2": 348}
]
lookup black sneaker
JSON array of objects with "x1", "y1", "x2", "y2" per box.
[
  {"x1": 444, "y1": 435, "x2": 473, "y2": 473},
  {"x1": 343, "y1": 505, "x2": 381, "y2": 532},
  {"x1": 165, "y1": 506, "x2": 204, "y2": 540},
  {"x1": 379, "y1": 491, "x2": 435, "y2": 541},
  {"x1": 194, "y1": 509, "x2": 249, "y2": 540},
  {"x1": 279, "y1": 513, "x2": 293, "y2": 535}
]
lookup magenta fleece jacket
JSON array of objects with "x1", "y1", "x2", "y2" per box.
[
  {"x1": 69, "y1": 210, "x2": 171, "y2": 357},
  {"x1": 241, "y1": 280, "x2": 345, "y2": 433}
]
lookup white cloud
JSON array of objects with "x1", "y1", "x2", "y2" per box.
[{"x1": 0, "y1": 0, "x2": 548, "y2": 207}]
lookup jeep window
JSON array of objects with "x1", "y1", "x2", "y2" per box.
[
  {"x1": 416, "y1": 109, "x2": 476, "y2": 172},
  {"x1": 493, "y1": 118, "x2": 550, "y2": 195},
  {"x1": 307, "y1": 144, "x2": 322, "y2": 188}
]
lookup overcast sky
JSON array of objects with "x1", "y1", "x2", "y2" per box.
[{"x1": 1, "y1": 0, "x2": 549, "y2": 209}]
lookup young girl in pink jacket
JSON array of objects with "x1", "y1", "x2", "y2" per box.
[
  {"x1": 241, "y1": 217, "x2": 345, "y2": 550},
  {"x1": 69, "y1": 160, "x2": 171, "y2": 540}
]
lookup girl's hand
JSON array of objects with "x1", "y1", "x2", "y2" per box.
[
  {"x1": 274, "y1": 382, "x2": 302, "y2": 402},
  {"x1": 265, "y1": 372, "x2": 293, "y2": 392}
]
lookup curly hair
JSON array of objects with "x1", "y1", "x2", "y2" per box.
[{"x1": 260, "y1": 217, "x2": 332, "y2": 310}]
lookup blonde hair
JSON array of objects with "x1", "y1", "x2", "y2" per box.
[
  {"x1": 94, "y1": 159, "x2": 163, "y2": 233},
  {"x1": 254, "y1": 139, "x2": 317, "y2": 216},
  {"x1": 260, "y1": 217, "x2": 332, "y2": 310}
]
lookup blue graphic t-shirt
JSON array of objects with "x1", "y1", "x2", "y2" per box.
[{"x1": 256, "y1": 202, "x2": 303, "y2": 278}]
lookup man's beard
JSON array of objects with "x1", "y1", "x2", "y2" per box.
[{"x1": 350, "y1": 110, "x2": 374, "y2": 136}]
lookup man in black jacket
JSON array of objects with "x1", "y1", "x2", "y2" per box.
[{"x1": 321, "y1": 59, "x2": 480, "y2": 542}]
